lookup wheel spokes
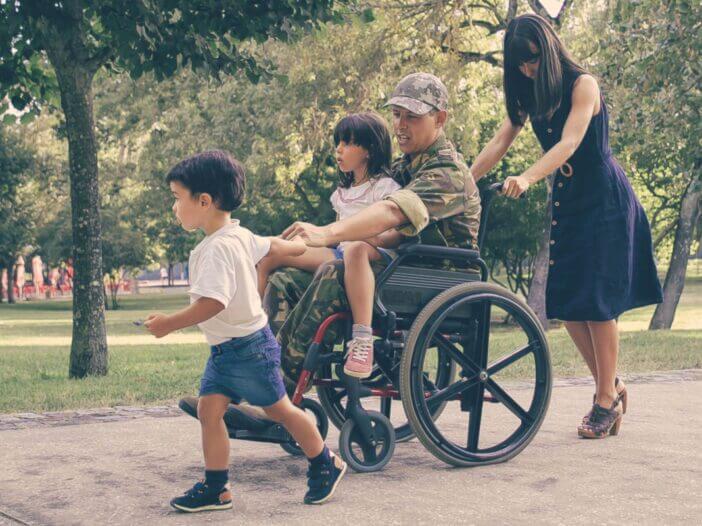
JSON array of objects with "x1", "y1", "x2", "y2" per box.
[
  {"x1": 434, "y1": 333, "x2": 481, "y2": 375},
  {"x1": 466, "y1": 384, "x2": 485, "y2": 452},
  {"x1": 487, "y1": 343, "x2": 535, "y2": 376},
  {"x1": 425, "y1": 375, "x2": 480, "y2": 407},
  {"x1": 485, "y1": 379, "x2": 532, "y2": 424}
]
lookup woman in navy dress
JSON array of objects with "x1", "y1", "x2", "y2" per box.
[{"x1": 471, "y1": 14, "x2": 662, "y2": 438}]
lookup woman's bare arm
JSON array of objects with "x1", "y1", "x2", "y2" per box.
[
  {"x1": 502, "y1": 75, "x2": 600, "y2": 198},
  {"x1": 470, "y1": 117, "x2": 523, "y2": 182}
]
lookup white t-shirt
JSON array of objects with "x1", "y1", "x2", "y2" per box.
[
  {"x1": 329, "y1": 176, "x2": 402, "y2": 221},
  {"x1": 187, "y1": 220, "x2": 271, "y2": 345}
]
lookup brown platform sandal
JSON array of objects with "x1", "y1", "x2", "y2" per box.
[
  {"x1": 577, "y1": 398, "x2": 623, "y2": 439},
  {"x1": 582, "y1": 377, "x2": 628, "y2": 424}
]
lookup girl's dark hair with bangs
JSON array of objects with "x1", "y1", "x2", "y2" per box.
[
  {"x1": 504, "y1": 14, "x2": 588, "y2": 125},
  {"x1": 333, "y1": 112, "x2": 393, "y2": 188}
]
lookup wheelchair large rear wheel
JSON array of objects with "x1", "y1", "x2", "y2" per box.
[{"x1": 399, "y1": 282, "x2": 551, "y2": 467}]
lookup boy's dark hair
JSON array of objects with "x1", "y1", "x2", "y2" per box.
[
  {"x1": 165, "y1": 150, "x2": 245, "y2": 212},
  {"x1": 333, "y1": 112, "x2": 393, "y2": 189}
]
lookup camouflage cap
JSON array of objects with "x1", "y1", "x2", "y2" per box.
[{"x1": 384, "y1": 72, "x2": 449, "y2": 115}]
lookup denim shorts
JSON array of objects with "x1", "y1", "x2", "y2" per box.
[
  {"x1": 199, "y1": 326, "x2": 287, "y2": 407},
  {"x1": 332, "y1": 246, "x2": 344, "y2": 259}
]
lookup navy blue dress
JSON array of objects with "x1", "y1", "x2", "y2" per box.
[{"x1": 530, "y1": 72, "x2": 662, "y2": 321}]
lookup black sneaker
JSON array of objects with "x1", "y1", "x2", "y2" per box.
[
  {"x1": 304, "y1": 454, "x2": 347, "y2": 505},
  {"x1": 170, "y1": 480, "x2": 233, "y2": 513}
]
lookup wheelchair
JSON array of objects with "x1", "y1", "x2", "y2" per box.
[{"x1": 180, "y1": 182, "x2": 551, "y2": 473}]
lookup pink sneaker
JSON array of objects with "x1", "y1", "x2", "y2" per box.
[{"x1": 343, "y1": 338, "x2": 374, "y2": 378}]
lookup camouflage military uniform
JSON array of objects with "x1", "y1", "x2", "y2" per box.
[{"x1": 270, "y1": 73, "x2": 481, "y2": 381}]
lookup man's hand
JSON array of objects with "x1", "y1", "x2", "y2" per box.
[
  {"x1": 501, "y1": 175, "x2": 530, "y2": 199},
  {"x1": 144, "y1": 313, "x2": 173, "y2": 338},
  {"x1": 282, "y1": 222, "x2": 330, "y2": 247}
]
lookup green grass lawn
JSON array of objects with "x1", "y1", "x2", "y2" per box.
[{"x1": 0, "y1": 279, "x2": 700, "y2": 413}]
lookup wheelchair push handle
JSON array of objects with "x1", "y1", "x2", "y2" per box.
[
  {"x1": 477, "y1": 181, "x2": 526, "y2": 249},
  {"x1": 486, "y1": 181, "x2": 526, "y2": 199}
]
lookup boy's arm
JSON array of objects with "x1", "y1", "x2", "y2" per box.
[
  {"x1": 266, "y1": 236, "x2": 307, "y2": 258},
  {"x1": 144, "y1": 297, "x2": 224, "y2": 338}
]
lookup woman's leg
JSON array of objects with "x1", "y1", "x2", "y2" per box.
[
  {"x1": 563, "y1": 321, "x2": 598, "y2": 382},
  {"x1": 587, "y1": 320, "x2": 620, "y2": 407},
  {"x1": 257, "y1": 247, "x2": 337, "y2": 298}
]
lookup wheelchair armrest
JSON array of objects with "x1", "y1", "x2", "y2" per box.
[
  {"x1": 396, "y1": 242, "x2": 480, "y2": 262},
  {"x1": 375, "y1": 247, "x2": 396, "y2": 266}
]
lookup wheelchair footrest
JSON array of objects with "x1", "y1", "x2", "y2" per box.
[
  {"x1": 223, "y1": 404, "x2": 274, "y2": 432},
  {"x1": 179, "y1": 397, "x2": 292, "y2": 443}
]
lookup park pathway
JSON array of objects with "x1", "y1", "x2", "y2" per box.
[{"x1": 1, "y1": 372, "x2": 701, "y2": 525}]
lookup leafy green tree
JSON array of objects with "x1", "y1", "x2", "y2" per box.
[
  {"x1": 1, "y1": 0, "x2": 347, "y2": 377},
  {"x1": 599, "y1": 0, "x2": 701, "y2": 329},
  {"x1": 100, "y1": 205, "x2": 152, "y2": 309},
  {"x1": 0, "y1": 127, "x2": 36, "y2": 303}
]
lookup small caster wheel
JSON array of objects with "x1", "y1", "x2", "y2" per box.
[
  {"x1": 339, "y1": 410, "x2": 395, "y2": 472},
  {"x1": 280, "y1": 397, "x2": 329, "y2": 456}
]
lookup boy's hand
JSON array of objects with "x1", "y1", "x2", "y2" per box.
[{"x1": 144, "y1": 313, "x2": 173, "y2": 338}]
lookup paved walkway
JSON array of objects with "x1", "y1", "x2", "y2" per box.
[{"x1": 1, "y1": 372, "x2": 700, "y2": 525}]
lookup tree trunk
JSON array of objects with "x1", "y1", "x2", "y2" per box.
[
  {"x1": 7, "y1": 261, "x2": 16, "y2": 304},
  {"x1": 649, "y1": 174, "x2": 702, "y2": 330},
  {"x1": 49, "y1": 56, "x2": 108, "y2": 377},
  {"x1": 0, "y1": 265, "x2": 4, "y2": 303},
  {"x1": 527, "y1": 174, "x2": 554, "y2": 329}
]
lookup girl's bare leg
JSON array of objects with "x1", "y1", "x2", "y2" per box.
[
  {"x1": 587, "y1": 320, "x2": 620, "y2": 407},
  {"x1": 343, "y1": 242, "x2": 382, "y2": 326},
  {"x1": 257, "y1": 247, "x2": 337, "y2": 298}
]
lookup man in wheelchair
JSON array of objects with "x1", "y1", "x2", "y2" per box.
[
  {"x1": 179, "y1": 73, "x2": 552, "y2": 471},
  {"x1": 272, "y1": 72, "x2": 481, "y2": 382}
]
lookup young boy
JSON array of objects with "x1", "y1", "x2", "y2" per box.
[{"x1": 144, "y1": 150, "x2": 346, "y2": 512}]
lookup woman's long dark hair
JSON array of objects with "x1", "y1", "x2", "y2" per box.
[
  {"x1": 504, "y1": 14, "x2": 588, "y2": 125},
  {"x1": 333, "y1": 112, "x2": 393, "y2": 188}
]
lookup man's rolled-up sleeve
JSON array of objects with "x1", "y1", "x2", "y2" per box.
[
  {"x1": 385, "y1": 189, "x2": 430, "y2": 236},
  {"x1": 385, "y1": 168, "x2": 465, "y2": 237}
]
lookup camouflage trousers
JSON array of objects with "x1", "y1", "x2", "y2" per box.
[{"x1": 265, "y1": 261, "x2": 385, "y2": 381}]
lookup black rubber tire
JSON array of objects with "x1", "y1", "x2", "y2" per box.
[
  {"x1": 338, "y1": 410, "x2": 396, "y2": 473},
  {"x1": 280, "y1": 398, "x2": 329, "y2": 456},
  {"x1": 399, "y1": 282, "x2": 551, "y2": 467}
]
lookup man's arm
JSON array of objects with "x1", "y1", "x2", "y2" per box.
[
  {"x1": 144, "y1": 297, "x2": 224, "y2": 338},
  {"x1": 282, "y1": 200, "x2": 408, "y2": 247}
]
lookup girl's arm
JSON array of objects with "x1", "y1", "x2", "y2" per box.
[
  {"x1": 144, "y1": 297, "x2": 225, "y2": 338},
  {"x1": 502, "y1": 75, "x2": 600, "y2": 198},
  {"x1": 470, "y1": 117, "x2": 523, "y2": 182}
]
